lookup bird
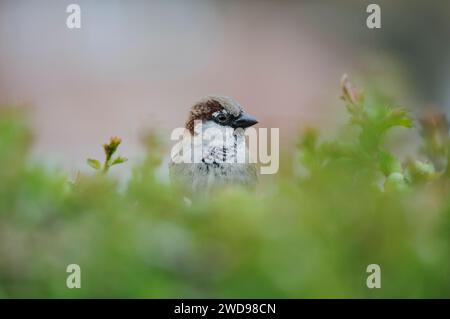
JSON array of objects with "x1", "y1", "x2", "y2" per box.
[{"x1": 169, "y1": 96, "x2": 258, "y2": 196}]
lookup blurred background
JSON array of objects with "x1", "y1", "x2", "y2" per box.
[
  {"x1": 2, "y1": 0, "x2": 450, "y2": 299},
  {"x1": 1, "y1": 0, "x2": 450, "y2": 174}
]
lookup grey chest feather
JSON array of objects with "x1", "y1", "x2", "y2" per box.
[{"x1": 169, "y1": 162, "x2": 257, "y2": 194}]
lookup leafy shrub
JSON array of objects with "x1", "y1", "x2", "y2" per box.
[{"x1": 1, "y1": 76, "x2": 450, "y2": 298}]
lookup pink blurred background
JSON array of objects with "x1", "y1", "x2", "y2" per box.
[{"x1": 1, "y1": 0, "x2": 449, "y2": 174}]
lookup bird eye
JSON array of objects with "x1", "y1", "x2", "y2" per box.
[{"x1": 215, "y1": 113, "x2": 228, "y2": 123}]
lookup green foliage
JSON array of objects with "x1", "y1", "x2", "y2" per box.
[
  {"x1": 1, "y1": 76, "x2": 450, "y2": 298},
  {"x1": 87, "y1": 136, "x2": 127, "y2": 173},
  {"x1": 86, "y1": 159, "x2": 101, "y2": 170}
]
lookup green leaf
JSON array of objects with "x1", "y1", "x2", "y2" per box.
[
  {"x1": 87, "y1": 158, "x2": 101, "y2": 170},
  {"x1": 379, "y1": 150, "x2": 402, "y2": 176},
  {"x1": 384, "y1": 172, "x2": 409, "y2": 192},
  {"x1": 405, "y1": 160, "x2": 437, "y2": 183},
  {"x1": 413, "y1": 160, "x2": 435, "y2": 175},
  {"x1": 111, "y1": 156, "x2": 128, "y2": 166},
  {"x1": 384, "y1": 107, "x2": 413, "y2": 129}
]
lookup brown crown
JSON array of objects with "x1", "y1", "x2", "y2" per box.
[{"x1": 185, "y1": 96, "x2": 242, "y2": 135}]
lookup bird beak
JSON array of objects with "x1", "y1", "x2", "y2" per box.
[{"x1": 231, "y1": 112, "x2": 258, "y2": 129}]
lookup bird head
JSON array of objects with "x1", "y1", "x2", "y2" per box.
[{"x1": 186, "y1": 96, "x2": 258, "y2": 135}]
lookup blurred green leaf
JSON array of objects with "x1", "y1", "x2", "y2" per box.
[
  {"x1": 111, "y1": 156, "x2": 128, "y2": 166},
  {"x1": 87, "y1": 158, "x2": 101, "y2": 170},
  {"x1": 379, "y1": 150, "x2": 402, "y2": 177}
]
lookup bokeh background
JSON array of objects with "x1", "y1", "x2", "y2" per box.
[
  {"x1": 1, "y1": 0, "x2": 450, "y2": 175},
  {"x1": 2, "y1": 0, "x2": 450, "y2": 299}
]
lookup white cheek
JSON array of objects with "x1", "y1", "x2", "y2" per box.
[
  {"x1": 201, "y1": 121, "x2": 234, "y2": 145},
  {"x1": 190, "y1": 120, "x2": 248, "y2": 163},
  {"x1": 202, "y1": 121, "x2": 227, "y2": 146}
]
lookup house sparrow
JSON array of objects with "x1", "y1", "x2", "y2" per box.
[{"x1": 169, "y1": 96, "x2": 258, "y2": 195}]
